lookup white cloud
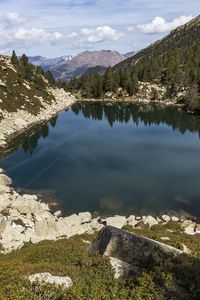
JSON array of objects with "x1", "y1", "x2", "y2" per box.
[
  {"x1": 0, "y1": 12, "x2": 64, "y2": 50},
  {"x1": 66, "y1": 32, "x2": 78, "y2": 38},
  {"x1": 80, "y1": 26, "x2": 122, "y2": 43},
  {"x1": 14, "y1": 28, "x2": 63, "y2": 42},
  {"x1": 5, "y1": 12, "x2": 26, "y2": 26},
  {"x1": 138, "y1": 15, "x2": 193, "y2": 34}
]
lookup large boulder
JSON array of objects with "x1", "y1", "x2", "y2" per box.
[
  {"x1": 28, "y1": 273, "x2": 73, "y2": 289},
  {"x1": 89, "y1": 226, "x2": 183, "y2": 268},
  {"x1": 0, "y1": 221, "x2": 28, "y2": 253},
  {"x1": 56, "y1": 214, "x2": 93, "y2": 238}
]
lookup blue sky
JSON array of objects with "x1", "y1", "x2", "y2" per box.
[{"x1": 0, "y1": 0, "x2": 199, "y2": 57}]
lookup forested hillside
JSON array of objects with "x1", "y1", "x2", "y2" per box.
[
  {"x1": 66, "y1": 15, "x2": 200, "y2": 112},
  {"x1": 0, "y1": 51, "x2": 56, "y2": 116}
]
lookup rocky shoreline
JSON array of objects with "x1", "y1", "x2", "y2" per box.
[
  {"x1": 0, "y1": 87, "x2": 76, "y2": 150},
  {"x1": 0, "y1": 169, "x2": 199, "y2": 254}
]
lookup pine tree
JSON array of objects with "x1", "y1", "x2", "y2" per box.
[
  {"x1": 103, "y1": 67, "x2": 114, "y2": 92},
  {"x1": 11, "y1": 50, "x2": 18, "y2": 66}
]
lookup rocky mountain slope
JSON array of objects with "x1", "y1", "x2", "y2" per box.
[
  {"x1": 0, "y1": 53, "x2": 76, "y2": 150},
  {"x1": 40, "y1": 50, "x2": 125, "y2": 81}
]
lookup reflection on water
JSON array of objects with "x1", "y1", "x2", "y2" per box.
[{"x1": 1, "y1": 102, "x2": 200, "y2": 218}]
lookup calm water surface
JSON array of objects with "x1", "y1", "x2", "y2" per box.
[{"x1": 1, "y1": 102, "x2": 200, "y2": 218}]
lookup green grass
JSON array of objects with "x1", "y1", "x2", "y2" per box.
[{"x1": 0, "y1": 229, "x2": 200, "y2": 299}]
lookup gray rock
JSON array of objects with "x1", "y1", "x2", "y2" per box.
[
  {"x1": 28, "y1": 273, "x2": 73, "y2": 289},
  {"x1": 89, "y1": 226, "x2": 183, "y2": 267}
]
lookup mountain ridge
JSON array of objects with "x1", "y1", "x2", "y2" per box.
[{"x1": 29, "y1": 50, "x2": 135, "y2": 81}]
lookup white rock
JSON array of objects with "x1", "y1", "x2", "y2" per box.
[
  {"x1": 54, "y1": 210, "x2": 62, "y2": 217},
  {"x1": 55, "y1": 214, "x2": 93, "y2": 238},
  {"x1": 127, "y1": 215, "x2": 135, "y2": 223},
  {"x1": 127, "y1": 216, "x2": 139, "y2": 227},
  {"x1": 135, "y1": 216, "x2": 142, "y2": 221},
  {"x1": 184, "y1": 224, "x2": 196, "y2": 235},
  {"x1": 156, "y1": 217, "x2": 162, "y2": 223},
  {"x1": 28, "y1": 273, "x2": 73, "y2": 289},
  {"x1": 14, "y1": 118, "x2": 27, "y2": 127},
  {"x1": 171, "y1": 216, "x2": 179, "y2": 222},
  {"x1": 109, "y1": 257, "x2": 132, "y2": 279},
  {"x1": 160, "y1": 237, "x2": 171, "y2": 241},
  {"x1": 161, "y1": 215, "x2": 171, "y2": 222},
  {"x1": 0, "y1": 185, "x2": 10, "y2": 194},
  {"x1": 182, "y1": 244, "x2": 191, "y2": 254},
  {"x1": 106, "y1": 216, "x2": 127, "y2": 229},
  {"x1": 78, "y1": 212, "x2": 92, "y2": 223},
  {"x1": 90, "y1": 218, "x2": 104, "y2": 231},
  {"x1": 0, "y1": 174, "x2": 12, "y2": 186},
  {"x1": 0, "y1": 80, "x2": 6, "y2": 88},
  {"x1": 0, "y1": 193, "x2": 11, "y2": 209},
  {"x1": 143, "y1": 216, "x2": 158, "y2": 227}
]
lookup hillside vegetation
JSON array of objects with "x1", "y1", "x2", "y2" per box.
[
  {"x1": 66, "y1": 15, "x2": 200, "y2": 112},
  {"x1": 0, "y1": 223, "x2": 200, "y2": 300},
  {"x1": 0, "y1": 51, "x2": 56, "y2": 117}
]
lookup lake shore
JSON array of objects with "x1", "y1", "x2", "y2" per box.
[
  {"x1": 0, "y1": 88, "x2": 77, "y2": 152},
  {"x1": 0, "y1": 168, "x2": 199, "y2": 254}
]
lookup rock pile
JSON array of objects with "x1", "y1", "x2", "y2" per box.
[{"x1": 0, "y1": 169, "x2": 199, "y2": 253}]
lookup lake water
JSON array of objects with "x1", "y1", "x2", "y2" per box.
[{"x1": 1, "y1": 102, "x2": 200, "y2": 218}]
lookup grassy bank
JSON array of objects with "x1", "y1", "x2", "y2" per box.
[{"x1": 0, "y1": 222, "x2": 200, "y2": 299}]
